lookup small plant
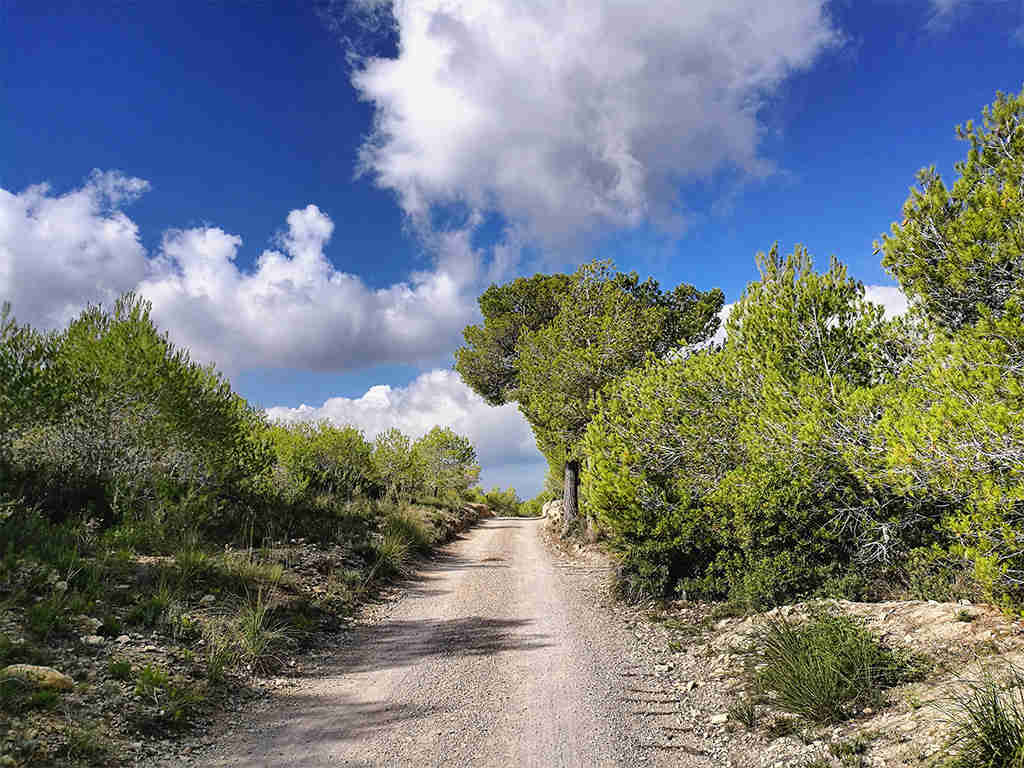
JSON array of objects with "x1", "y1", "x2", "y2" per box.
[
  {"x1": 0, "y1": 634, "x2": 51, "y2": 666},
  {"x1": 134, "y1": 664, "x2": 170, "y2": 703},
  {"x1": 236, "y1": 588, "x2": 290, "y2": 675},
  {"x1": 745, "y1": 610, "x2": 921, "y2": 725},
  {"x1": 107, "y1": 658, "x2": 133, "y2": 681},
  {"x1": 64, "y1": 725, "x2": 110, "y2": 765},
  {"x1": 0, "y1": 678, "x2": 61, "y2": 714},
  {"x1": 131, "y1": 663, "x2": 205, "y2": 729},
  {"x1": 942, "y1": 665, "x2": 1024, "y2": 768},
  {"x1": 954, "y1": 608, "x2": 976, "y2": 623},
  {"x1": 728, "y1": 695, "x2": 758, "y2": 728},
  {"x1": 126, "y1": 580, "x2": 174, "y2": 627},
  {"x1": 26, "y1": 593, "x2": 67, "y2": 639},
  {"x1": 370, "y1": 531, "x2": 413, "y2": 579},
  {"x1": 765, "y1": 715, "x2": 799, "y2": 738},
  {"x1": 381, "y1": 508, "x2": 435, "y2": 554},
  {"x1": 829, "y1": 736, "x2": 869, "y2": 766},
  {"x1": 204, "y1": 631, "x2": 235, "y2": 683}
]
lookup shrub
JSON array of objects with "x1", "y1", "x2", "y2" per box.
[{"x1": 745, "y1": 611, "x2": 920, "y2": 725}]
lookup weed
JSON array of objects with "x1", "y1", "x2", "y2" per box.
[
  {"x1": 765, "y1": 715, "x2": 799, "y2": 738},
  {"x1": 204, "y1": 631, "x2": 235, "y2": 683},
  {"x1": 954, "y1": 608, "x2": 976, "y2": 623},
  {"x1": 25, "y1": 593, "x2": 67, "y2": 639},
  {"x1": 175, "y1": 544, "x2": 213, "y2": 585},
  {"x1": 64, "y1": 725, "x2": 110, "y2": 765},
  {"x1": 745, "y1": 610, "x2": 921, "y2": 725},
  {"x1": 0, "y1": 678, "x2": 61, "y2": 714},
  {"x1": 132, "y1": 663, "x2": 205, "y2": 730},
  {"x1": 107, "y1": 658, "x2": 133, "y2": 681},
  {"x1": 729, "y1": 696, "x2": 758, "y2": 728},
  {"x1": 134, "y1": 664, "x2": 170, "y2": 702},
  {"x1": 236, "y1": 588, "x2": 290, "y2": 675},
  {"x1": 829, "y1": 736, "x2": 869, "y2": 765},
  {"x1": 381, "y1": 508, "x2": 434, "y2": 555},
  {"x1": 941, "y1": 665, "x2": 1024, "y2": 768},
  {"x1": 709, "y1": 600, "x2": 747, "y2": 621},
  {"x1": 126, "y1": 580, "x2": 174, "y2": 627},
  {"x1": 220, "y1": 553, "x2": 285, "y2": 590},
  {"x1": 370, "y1": 530, "x2": 413, "y2": 580},
  {"x1": 0, "y1": 633, "x2": 51, "y2": 666}
]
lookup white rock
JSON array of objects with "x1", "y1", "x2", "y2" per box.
[
  {"x1": 199, "y1": 594, "x2": 217, "y2": 605},
  {"x1": 81, "y1": 634, "x2": 105, "y2": 646}
]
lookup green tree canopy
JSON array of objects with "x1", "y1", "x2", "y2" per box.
[
  {"x1": 413, "y1": 426, "x2": 481, "y2": 500},
  {"x1": 879, "y1": 86, "x2": 1024, "y2": 330},
  {"x1": 455, "y1": 273, "x2": 573, "y2": 406},
  {"x1": 488, "y1": 260, "x2": 723, "y2": 526}
]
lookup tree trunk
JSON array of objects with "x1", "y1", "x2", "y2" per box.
[{"x1": 563, "y1": 459, "x2": 579, "y2": 530}]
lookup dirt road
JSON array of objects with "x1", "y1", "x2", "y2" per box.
[{"x1": 184, "y1": 518, "x2": 696, "y2": 768}]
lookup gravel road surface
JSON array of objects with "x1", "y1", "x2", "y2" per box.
[{"x1": 185, "y1": 518, "x2": 699, "y2": 768}]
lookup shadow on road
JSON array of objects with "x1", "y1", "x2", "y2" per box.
[{"x1": 343, "y1": 615, "x2": 550, "y2": 674}]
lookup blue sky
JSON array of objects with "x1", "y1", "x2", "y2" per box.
[{"x1": 3, "y1": 0, "x2": 1023, "y2": 496}]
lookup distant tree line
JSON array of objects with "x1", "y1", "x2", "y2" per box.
[{"x1": 457, "y1": 87, "x2": 1024, "y2": 610}]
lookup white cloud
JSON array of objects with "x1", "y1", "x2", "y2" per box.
[
  {"x1": 0, "y1": 173, "x2": 481, "y2": 374},
  {"x1": 265, "y1": 368, "x2": 545, "y2": 493},
  {"x1": 352, "y1": 0, "x2": 839, "y2": 246},
  {"x1": 140, "y1": 204, "x2": 480, "y2": 373},
  {"x1": 0, "y1": 170, "x2": 150, "y2": 328},
  {"x1": 863, "y1": 284, "x2": 909, "y2": 318}
]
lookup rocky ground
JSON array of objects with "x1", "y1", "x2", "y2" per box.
[
  {"x1": 549, "y1": 527, "x2": 1024, "y2": 767},
  {"x1": 7, "y1": 503, "x2": 1024, "y2": 767},
  {"x1": 0, "y1": 504, "x2": 487, "y2": 767}
]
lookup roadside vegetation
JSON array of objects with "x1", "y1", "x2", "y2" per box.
[
  {"x1": 458, "y1": 86, "x2": 1024, "y2": 613},
  {"x1": 458, "y1": 86, "x2": 1024, "y2": 762},
  {"x1": 0, "y1": 295, "x2": 490, "y2": 765}
]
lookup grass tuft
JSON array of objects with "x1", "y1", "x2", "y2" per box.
[
  {"x1": 745, "y1": 610, "x2": 921, "y2": 725},
  {"x1": 380, "y1": 508, "x2": 435, "y2": 555},
  {"x1": 371, "y1": 531, "x2": 413, "y2": 579},
  {"x1": 942, "y1": 665, "x2": 1024, "y2": 768},
  {"x1": 728, "y1": 695, "x2": 758, "y2": 728},
  {"x1": 236, "y1": 588, "x2": 290, "y2": 675}
]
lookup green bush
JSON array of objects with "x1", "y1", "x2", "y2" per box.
[{"x1": 586, "y1": 248, "x2": 903, "y2": 602}]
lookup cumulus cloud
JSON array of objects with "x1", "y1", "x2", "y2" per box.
[
  {"x1": 0, "y1": 170, "x2": 150, "y2": 328},
  {"x1": 265, "y1": 368, "x2": 544, "y2": 490},
  {"x1": 140, "y1": 204, "x2": 480, "y2": 373},
  {"x1": 352, "y1": 0, "x2": 839, "y2": 246},
  {"x1": 0, "y1": 173, "x2": 480, "y2": 374}
]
